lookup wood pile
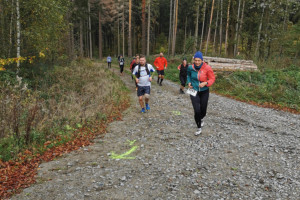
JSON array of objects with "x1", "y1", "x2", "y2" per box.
[{"x1": 203, "y1": 56, "x2": 258, "y2": 71}]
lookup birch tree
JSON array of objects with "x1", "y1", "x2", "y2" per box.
[
  {"x1": 205, "y1": 0, "x2": 215, "y2": 55},
  {"x1": 199, "y1": 0, "x2": 207, "y2": 51}
]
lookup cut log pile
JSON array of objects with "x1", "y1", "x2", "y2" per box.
[{"x1": 203, "y1": 56, "x2": 258, "y2": 71}]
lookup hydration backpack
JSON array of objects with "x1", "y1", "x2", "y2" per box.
[{"x1": 137, "y1": 64, "x2": 150, "y2": 78}]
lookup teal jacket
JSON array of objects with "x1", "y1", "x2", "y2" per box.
[{"x1": 187, "y1": 63, "x2": 216, "y2": 92}]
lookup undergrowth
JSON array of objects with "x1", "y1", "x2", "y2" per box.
[{"x1": 0, "y1": 59, "x2": 129, "y2": 161}]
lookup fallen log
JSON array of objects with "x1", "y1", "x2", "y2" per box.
[{"x1": 203, "y1": 56, "x2": 258, "y2": 71}]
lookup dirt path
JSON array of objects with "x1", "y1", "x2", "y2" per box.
[{"x1": 11, "y1": 63, "x2": 300, "y2": 199}]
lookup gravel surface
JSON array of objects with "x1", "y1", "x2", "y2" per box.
[{"x1": 11, "y1": 64, "x2": 300, "y2": 200}]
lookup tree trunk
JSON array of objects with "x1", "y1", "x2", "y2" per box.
[
  {"x1": 9, "y1": 0, "x2": 15, "y2": 58},
  {"x1": 184, "y1": 16, "x2": 187, "y2": 53},
  {"x1": 122, "y1": 0, "x2": 125, "y2": 56},
  {"x1": 255, "y1": 2, "x2": 266, "y2": 58},
  {"x1": 168, "y1": 0, "x2": 173, "y2": 56},
  {"x1": 224, "y1": 0, "x2": 231, "y2": 56},
  {"x1": 80, "y1": 19, "x2": 84, "y2": 57},
  {"x1": 219, "y1": 0, "x2": 223, "y2": 55},
  {"x1": 236, "y1": 0, "x2": 245, "y2": 56},
  {"x1": 98, "y1": 9, "x2": 103, "y2": 59},
  {"x1": 88, "y1": 0, "x2": 92, "y2": 58},
  {"x1": 118, "y1": 11, "x2": 120, "y2": 56},
  {"x1": 128, "y1": 0, "x2": 132, "y2": 57},
  {"x1": 193, "y1": 0, "x2": 200, "y2": 52},
  {"x1": 142, "y1": 0, "x2": 146, "y2": 54},
  {"x1": 147, "y1": 0, "x2": 151, "y2": 56},
  {"x1": 213, "y1": 0, "x2": 220, "y2": 53},
  {"x1": 16, "y1": 0, "x2": 21, "y2": 72},
  {"x1": 205, "y1": 0, "x2": 215, "y2": 55},
  {"x1": 171, "y1": 0, "x2": 178, "y2": 56},
  {"x1": 199, "y1": 0, "x2": 207, "y2": 51},
  {"x1": 280, "y1": 0, "x2": 288, "y2": 56},
  {"x1": 234, "y1": 0, "x2": 241, "y2": 56}
]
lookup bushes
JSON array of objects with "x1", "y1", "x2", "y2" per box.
[{"x1": 0, "y1": 60, "x2": 128, "y2": 161}]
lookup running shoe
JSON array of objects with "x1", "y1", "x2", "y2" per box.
[
  {"x1": 145, "y1": 103, "x2": 150, "y2": 111},
  {"x1": 180, "y1": 89, "x2": 185, "y2": 94},
  {"x1": 141, "y1": 108, "x2": 146, "y2": 113},
  {"x1": 195, "y1": 128, "x2": 202, "y2": 136},
  {"x1": 159, "y1": 83, "x2": 162, "y2": 86}
]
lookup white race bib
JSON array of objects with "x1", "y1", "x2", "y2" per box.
[{"x1": 186, "y1": 88, "x2": 197, "y2": 96}]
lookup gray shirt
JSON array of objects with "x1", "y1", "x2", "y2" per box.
[{"x1": 132, "y1": 64, "x2": 155, "y2": 87}]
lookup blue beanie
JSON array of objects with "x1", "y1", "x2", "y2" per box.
[{"x1": 194, "y1": 51, "x2": 203, "y2": 60}]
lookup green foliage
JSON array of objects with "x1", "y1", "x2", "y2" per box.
[
  {"x1": 0, "y1": 59, "x2": 129, "y2": 161},
  {"x1": 213, "y1": 65, "x2": 300, "y2": 111}
]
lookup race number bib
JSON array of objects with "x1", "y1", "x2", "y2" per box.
[
  {"x1": 140, "y1": 70, "x2": 147, "y2": 77},
  {"x1": 120, "y1": 62, "x2": 124, "y2": 65},
  {"x1": 186, "y1": 88, "x2": 197, "y2": 96}
]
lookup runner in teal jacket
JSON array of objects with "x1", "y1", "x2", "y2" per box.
[{"x1": 187, "y1": 51, "x2": 215, "y2": 136}]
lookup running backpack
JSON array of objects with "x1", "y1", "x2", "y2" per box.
[{"x1": 137, "y1": 64, "x2": 150, "y2": 78}]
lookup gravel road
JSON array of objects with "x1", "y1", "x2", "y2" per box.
[{"x1": 11, "y1": 64, "x2": 300, "y2": 200}]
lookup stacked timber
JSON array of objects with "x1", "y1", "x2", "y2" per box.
[{"x1": 203, "y1": 56, "x2": 258, "y2": 71}]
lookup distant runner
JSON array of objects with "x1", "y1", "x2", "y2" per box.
[
  {"x1": 187, "y1": 51, "x2": 215, "y2": 136},
  {"x1": 107, "y1": 55, "x2": 112, "y2": 68},
  {"x1": 119, "y1": 55, "x2": 125, "y2": 76},
  {"x1": 177, "y1": 58, "x2": 188, "y2": 94},
  {"x1": 132, "y1": 55, "x2": 155, "y2": 113},
  {"x1": 130, "y1": 55, "x2": 140, "y2": 90},
  {"x1": 154, "y1": 52, "x2": 168, "y2": 86}
]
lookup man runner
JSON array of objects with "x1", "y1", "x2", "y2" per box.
[
  {"x1": 107, "y1": 55, "x2": 112, "y2": 68},
  {"x1": 132, "y1": 55, "x2": 155, "y2": 113},
  {"x1": 154, "y1": 52, "x2": 168, "y2": 86}
]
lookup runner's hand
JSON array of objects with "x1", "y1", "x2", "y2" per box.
[
  {"x1": 199, "y1": 82, "x2": 208, "y2": 88},
  {"x1": 136, "y1": 78, "x2": 139, "y2": 84},
  {"x1": 188, "y1": 83, "x2": 193, "y2": 89},
  {"x1": 149, "y1": 77, "x2": 152, "y2": 82}
]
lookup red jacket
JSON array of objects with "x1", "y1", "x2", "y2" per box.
[{"x1": 154, "y1": 57, "x2": 168, "y2": 70}]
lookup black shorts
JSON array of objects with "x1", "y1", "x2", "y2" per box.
[
  {"x1": 137, "y1": 86, "x2": 151, "y2": 97},
  {"x1": 157, "y1": 70, "x2": 165, "y2": 75},
  {"x1": 179, "y1": 75, "x2": 187, "y2": 87}
]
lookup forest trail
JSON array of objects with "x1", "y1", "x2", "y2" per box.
[{"x1": 11, "y1": 63, "x2": 300, "y2": 199}]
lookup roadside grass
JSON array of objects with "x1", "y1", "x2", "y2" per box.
[
  {"x1": 148, "y1": 56, "x2": 299, "y2": 113},
  {"x1": 0, "y1": 59, "x2": 130, "y2": 161}
]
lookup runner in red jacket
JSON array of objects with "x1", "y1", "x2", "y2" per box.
[{"x1": 154, "y1": 52, "x2": 168, "y2": 86}]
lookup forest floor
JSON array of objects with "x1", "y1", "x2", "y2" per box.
[{"x1": 11, "y1": 62, "x2": 300, "y2": 199}]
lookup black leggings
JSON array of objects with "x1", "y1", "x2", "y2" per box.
[
  {"x1": 120, "y1": 65, "x2": 124, "y2": 73},
  {"x1": 108, "y1": 62, "x2": 111, "y2": 68},
  {"x1": 190, "y1": 89, "x2": 209, "y2": 128},
  {"x1": 179, "y1": 74, "x2": 187, "y2": 87}
]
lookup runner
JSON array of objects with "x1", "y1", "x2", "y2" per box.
[
  {"x1": 154, "y1": 52, "x2": 168, "y2": 86},
  {"x1": 177, "y1": 58, "x2": 188, "y2": 94},
  {"x1": 119, "y1": 55, "x2": 125, "y2": 76},
  {"x1": 132, "y1": 55, "x2": 155, "y2": 113},
  {"x1": 187, "y1": 51, "x2": 215, "y2": 136},
  {"x1": 107, "y1": 55, "x2": 112, "y2": 68},
  {"x1": 130, "y1": 55, "x2": 140, "y2": 90}
]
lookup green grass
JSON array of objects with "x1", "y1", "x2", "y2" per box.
[{"x1": 162, "y1": 58, "x2": 300, "y2": 112}]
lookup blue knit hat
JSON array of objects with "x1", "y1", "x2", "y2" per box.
[{"x1": 194, "y1": 51, "x2": 203, "y2": 61}]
